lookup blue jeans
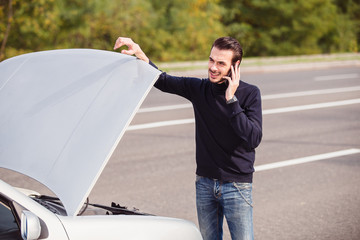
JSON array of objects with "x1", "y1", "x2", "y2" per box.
[{"x1": 195, "y1": 176, "x2": 254, "y2": 240}]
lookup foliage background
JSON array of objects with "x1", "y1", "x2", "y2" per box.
[{"x1": 1, "y1": 0, "x2": 359, "y2": 61}]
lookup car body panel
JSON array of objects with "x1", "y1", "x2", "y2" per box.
[
  {"x1": 1, "y1": 179, "x2": 203, "y2": 240},
  {"x1": 0, "y1": 179, "x2": 69, "y2": 239},
  {"x1": 59, "y1": 215, "x2": 202, "y2": 240},
  {"x1": 0, "y1": 49, "x2": 161, "y2": 216},
  {"x1": 0, "y1": 49, "x2": 203, "y2": 240}
]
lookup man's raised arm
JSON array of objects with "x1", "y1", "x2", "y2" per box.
[{"x1": 113, "y1": 37, "x2": 149, "y2": 63}]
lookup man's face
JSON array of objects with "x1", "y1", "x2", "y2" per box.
[{"x1": 208, "y1": 47, "x2": 233, "y2": 84}]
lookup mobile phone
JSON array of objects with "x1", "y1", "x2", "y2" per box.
[{"x1": 222, "y1": 64, "x2": 234, "y2": 81}]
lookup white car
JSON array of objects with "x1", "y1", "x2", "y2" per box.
[{"x1": 0, "y1": 49, "x2": 203, "y2": 240}]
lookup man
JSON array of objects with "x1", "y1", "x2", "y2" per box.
[{"x1": 114, "y1": 36, "x2": 262, "y2": 240}]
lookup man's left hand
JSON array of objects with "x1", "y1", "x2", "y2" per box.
[{"x1": 225, "y1": 61, "x2": 241, "y2": 101}]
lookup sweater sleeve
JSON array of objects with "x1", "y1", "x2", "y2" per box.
[
  {"x1": 228, "y1": 87, "x2": 263, "y2": 150},
  {"x1": 149, "y1": 60, "x2": 196, "y2": 101}
]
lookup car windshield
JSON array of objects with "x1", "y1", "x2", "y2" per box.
[{"x1": 0, "y1": 199, "x2": 21, "y2": 240}]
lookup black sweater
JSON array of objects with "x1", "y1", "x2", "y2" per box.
[{"x1": 151, "y1": 64, "x2": 262, "y2": 183}]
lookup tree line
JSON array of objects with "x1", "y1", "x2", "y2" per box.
[{"x1": 1, "y1": 0, "x2": 359, "y2": 61}]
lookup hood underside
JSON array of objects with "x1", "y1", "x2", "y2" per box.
[{"x1": 0, "y1": 49, "x2": 160, "y2": 216}]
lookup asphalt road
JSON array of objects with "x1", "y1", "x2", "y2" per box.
[
  {"x1": 100, "y1": 64, "x2": 360, "y2": 240},
  {"x1": 2, "y1": 62, "x2": 360, "y2": 239}
]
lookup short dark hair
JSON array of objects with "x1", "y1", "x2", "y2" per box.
[{"x1": 211, "y1": 37, "x2": 243, "y2": 64}]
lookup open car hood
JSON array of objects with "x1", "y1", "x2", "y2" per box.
[{"x1": 0, "y1": 49, "x2": 161, "y2": 216}]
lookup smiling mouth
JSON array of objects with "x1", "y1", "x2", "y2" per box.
[
  {"x1": 209, "y1": 71, "x2": 226, "y2": 84},
  {"x1": 209, "y1": 70, "x2": 220, "y2": 79}
]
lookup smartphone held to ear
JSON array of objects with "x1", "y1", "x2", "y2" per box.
[
  {"x1": 221, "y1": 60, "x2": 240, "y2": 82},
  {"x1": 222, "y1": 65, "x2": 234, "y2": 81}
]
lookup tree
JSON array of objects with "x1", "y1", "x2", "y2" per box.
[
  {"x1": 149, "y1": 0, "x2": 226, "y2": 61},
  {"x1": 220, "y1": 0, "x2": 358, "y2": 56},
  {"x1": 1, "y1": 0, "x2": 358, "y2": 61},
  {"x1": 0, "y1": 0, "x2": 13, "y2": 60},
  {"x1": 1, "y1": 0, "x2": 62, "y2": 58},
  {"x1": 89, "y1": 0, "x2": 158, "y2": 52},
  {"x1": 331, "y1": 0, "x2": 359, "y2": 52}
]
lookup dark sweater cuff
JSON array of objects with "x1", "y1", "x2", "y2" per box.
[
  {"x1": 228, "y1": 102, "x2": 244, "y2": 118},
  {"x1": 149, "y1": 60, "x2": 158, "y2": 69}
]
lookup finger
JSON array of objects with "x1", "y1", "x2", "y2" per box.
[
  {"x1": 231, "y1": 65, "x2": 235, "y2": 79},
  {"x1": 121, "y1": 49, "x2": 135, "y2": 55},
  {"x1": 113, "y1": 37, "x2": 125, "y2": 50},
  {"x1": 114, "y1": 37, "x2": 132, "y2": 50},
  {"x1": 223, "y1": 76, "x2": 231, "y2": 82},
  {"x1": 230, "y1": 65, "x2": 239, "y2": 84},
  {"x1": 235, "y1": 61, "x2": 241, "y2": 81},
  {"x1": 217, "y1": 76, "x2": 229, "y2": 84}
]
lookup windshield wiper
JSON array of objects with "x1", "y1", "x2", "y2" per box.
[{"x1": 89, "y1": 202, "x2": 152, "y2": 216}]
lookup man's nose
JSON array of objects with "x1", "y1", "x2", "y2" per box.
[{"x1": 209, "y1": 62, "x2": 217, "y2": 71}]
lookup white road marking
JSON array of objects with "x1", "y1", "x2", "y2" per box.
[
  {"x1": 138, "y1": 86, "x2": 360, "y2": 113},
  {"x1": 314, "y1": 73, "x2": 359, "y2": 81},
  {"x1": 128, "y1": 98, "x2": 360, "y2": 131},
  {"x1": 254, "y1": 149, "x2": 360, "y2": 172},
  {"x1": 262, "y1": 86, "x2": 360, "y2": 100},
  {"x1": 138, "y1": 103, "x2": 192, "y2": 113},
  {"x1": 127, "y1": 119, "x2": 194, "y2": 131},
  {"x1": 263, "y1": 98, "x2": 360, "y2": 115}
]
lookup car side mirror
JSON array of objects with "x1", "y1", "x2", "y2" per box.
[{"x1": 21, "y1": 210, "x2": 41, "y2": 240}]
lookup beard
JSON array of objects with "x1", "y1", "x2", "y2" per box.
[{"x1": 208, "y1": 69, "x2": 230, "y2": 84}]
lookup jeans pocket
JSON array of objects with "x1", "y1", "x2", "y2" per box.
[
  {"x1": 233, "y1": 182, "x2": 252, "y2": 190},
  {"x1": 233, "y1": 182, "x2": 253, "y2": 207},
  {"x1": 195, "y1": 175, "x2": 203, "y2": 183}
]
